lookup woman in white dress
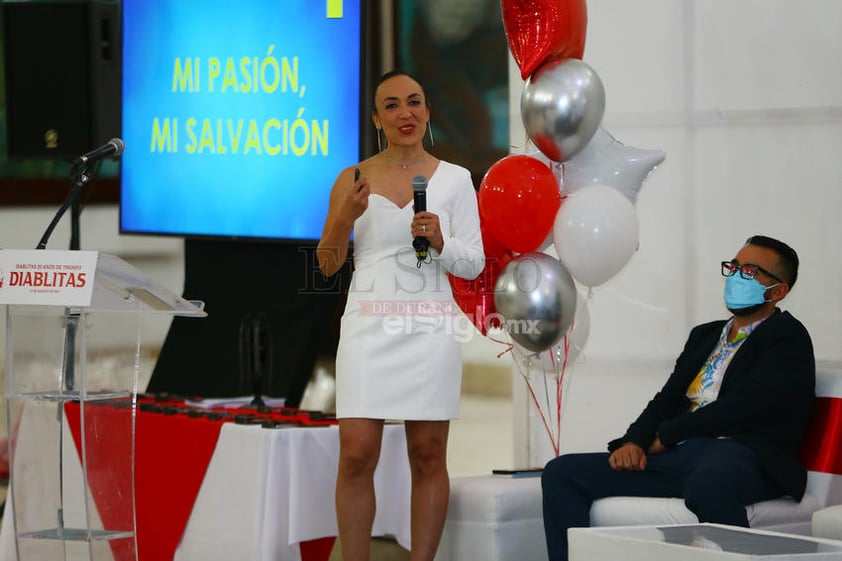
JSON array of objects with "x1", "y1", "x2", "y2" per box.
[{"x1": 317, "y1": 70, "x2": 484, "y2": 561}]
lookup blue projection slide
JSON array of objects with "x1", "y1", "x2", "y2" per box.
[{"x1": 120, "y1": 0, "x2": 361, "y2": 240}]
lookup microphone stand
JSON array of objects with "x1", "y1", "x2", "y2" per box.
[
  {"x1": 239, "y1": 313, "x2": 272, "y2": 412},
  {"x1": 70, "y1": 193, "x2": 82, "y2": 252},
  {"x1": 38, "y1": 163, "x2": 99, "y2": 395},
  {"x1": 36, "y1": 163, "x2": 95, "y2": 251},
  {"x1": 43, "y1": 164, "x2": 96, "y2": 538}
]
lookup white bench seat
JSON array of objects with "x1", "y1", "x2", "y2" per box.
[{"x1": 435, "y1": 364, "x2": 842, "y2": 561}]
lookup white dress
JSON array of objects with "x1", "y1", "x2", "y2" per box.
[{"x1": 335, "y1": 161, "x2": 485, "y2": 420}]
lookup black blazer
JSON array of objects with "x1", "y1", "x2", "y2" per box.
[{"x1": 608, "y1": 309, "x2": 815, "y2": 500}]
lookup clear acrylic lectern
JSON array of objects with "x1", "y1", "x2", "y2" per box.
[{"x1": 1, "y1": 251, "x2": 206, "y2": 561}]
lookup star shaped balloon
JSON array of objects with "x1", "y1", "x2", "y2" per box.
[{"x1": 561, "y1": 127, "x2": 666, "y2": 206}]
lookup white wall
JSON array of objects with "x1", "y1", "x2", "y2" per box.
[
  {"x1": 506, "y1": 0, "x2": 842, "y2": 365},
  {"x1": 507, "y1": 0, "x2": 842, "y2": 466}
]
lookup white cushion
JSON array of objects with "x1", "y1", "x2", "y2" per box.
[
  {"x1": 435, "y1": 476, "x2": 822, "y2": 561},
  {"x1": 438, "y1": 364, "x2": 842, "y2": 561},
  {"x1": 591, "y1": 497, "x2": 698, "y2": 526},
  {"x1": 435, "y1": 475, "x2": 546, "y2": 561},
  {"x1": 592, "y1": 494, "x2": 820, "y2": 533}
]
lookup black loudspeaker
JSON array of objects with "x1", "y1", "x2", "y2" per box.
[{"x1": 2, "y1": 1, "x2": 121, "y2": 159}]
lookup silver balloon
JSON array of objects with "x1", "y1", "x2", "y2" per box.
[
  {"x1": 494, "y1": 253, "x2": 578, "y2": 353},
  {"x1": 521, "y1": 58, "x2": 606, "y2": 163}
]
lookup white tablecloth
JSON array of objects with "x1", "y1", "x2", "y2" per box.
[
  {"x1": 0, "y1": 422, "x2": 412, "y2": 561},
  {"x1": 174, "y1": 422, "x2": 412, "y2": 561}
]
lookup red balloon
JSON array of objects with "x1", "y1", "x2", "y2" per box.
[
  {"x1": 478, "y1": 155, "x2": 561, "y2": 254},
  {"x1": 449, "y1": 250, "x2": 514, "y2": 335},
  {"x1": 480, "y1": 217, "x2": 509, "y2": 263},
  {"x1": 502, "y1": 0, "x2": 588, "y2": 80}
]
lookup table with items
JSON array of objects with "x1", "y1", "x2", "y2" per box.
[{"x1": 0, "y1": 394, "x2": 412, "y2": 561}]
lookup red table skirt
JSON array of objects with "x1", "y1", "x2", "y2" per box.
[{"x1": 65, "y1": 398, "x2": 338, "y2": 561}]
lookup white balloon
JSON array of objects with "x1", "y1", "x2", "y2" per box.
[
  {"x1": 553, "y1": 184, "x2": 639, "y2": 287},
  {"x1": 562, "y1": 127, "x2": 665, "y2": 206},
  {"x1": 567, "y1": 290, "x2": 591, "y2": 363}
]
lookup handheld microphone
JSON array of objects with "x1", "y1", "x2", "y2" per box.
[
  {"x1": 412, "y1": 175, "x2": 429, "y2": 265},
  {"x1": 71, "y1": 138, "x2": 125, "y2": 167}
]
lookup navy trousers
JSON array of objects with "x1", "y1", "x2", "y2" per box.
[{"x1": 541, "y1": 437, "x2": 786, "y2": 561}]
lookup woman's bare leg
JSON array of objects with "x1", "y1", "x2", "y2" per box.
[
  {"x1": 336, "y1": 418, "x2": 384, "y2": 561},
  {"x1": 405, "y1": 420, "x2": 450, "y2": 561}
]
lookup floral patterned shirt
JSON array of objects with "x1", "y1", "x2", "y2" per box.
[{"x1": 686, "y1": 316, "x2": 768, "y2": 411}]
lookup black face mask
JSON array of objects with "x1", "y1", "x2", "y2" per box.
[{"x1": 728, "y1": 303, "x2": 765, "y2": 317}]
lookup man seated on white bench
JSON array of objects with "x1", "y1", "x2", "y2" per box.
[{"x1": 541, "y1": 235, "x2": 816, "y2": 561}]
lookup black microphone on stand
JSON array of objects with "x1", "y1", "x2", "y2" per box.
[
  {"x1": 37, "y1": 139, "x2": 125, "y2": 394},
  {"x1": 71, "y1": 138, "x2": 125, "y2": 167},
  {"x1": 412, "y1": 175, "x2": 429, "y2": 267},
  {"x1": 36, "y1": 138, "x2": 126, "y2": 250},
  {"x1": 239, "y1": 312, "x2": 272, "y2": 411}
]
